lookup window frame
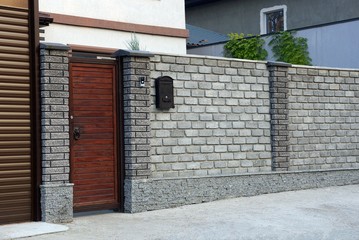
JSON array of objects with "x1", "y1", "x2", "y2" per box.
[{"x1": 260, "y1": 5, "x2": 287, "y2": 34}]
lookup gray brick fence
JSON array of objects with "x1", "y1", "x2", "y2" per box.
[
  {"x1": 119, "y1": 51, "x2": 153, "y2": 179},
  {"x1": 268, "y1": 62, "x2": 291, "y2": 171},
  {"x1": 40, "y1": 43, "x2": 73, "y2": 223},
  {"x1": 149, "y1": 55, "x2": 272, "y2": 178},
  {"x1": 287, "y1": 66, "x2": 359, "y2": 170},
  {"x1": 40, "y1": 47, "x2": 359, "y2": 220},
  {"x1": 121, "y1": 52, "x2": 359, "y2": 212}
]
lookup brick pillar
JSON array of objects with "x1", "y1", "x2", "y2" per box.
[
  {"x1": 267, "y1": 62, "x2": 291, "y2": 171},
  {"x1": 114, "y1": 50, "x2": 154, "y2": 212},
  {"x1": 40, "y1": 43, "x2": 73, "y2": 223}
]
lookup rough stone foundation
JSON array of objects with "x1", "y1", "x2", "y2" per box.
[
  {"x1": 125, "y1": 168, "x2": 359, "y2": 213},
  {"x1": 40, "y1": 184, "x2": 74, "y2": 223}
]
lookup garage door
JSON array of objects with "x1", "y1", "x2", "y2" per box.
[
  {"x1": 0, "y1": 2, "x2": 34, "y2": 224},
  {"x1": 70, "y1": 62, "x2": 119, "y2": 211}
]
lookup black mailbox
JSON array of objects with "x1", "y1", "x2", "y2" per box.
[{"x1": 155, "y1": 76, "x2": 175, "y2": 109}]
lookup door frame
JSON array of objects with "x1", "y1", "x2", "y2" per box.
[
  {"x1": 69, "y1": 56, "x2": 124, "y2": 212},
  {"x1": 30, "y1": 0, "x2": 41, "y2": 221}
]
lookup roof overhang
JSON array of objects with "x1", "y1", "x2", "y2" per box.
[{"x1": 39, "y1": 12, "x2": 53, "y2": 27}]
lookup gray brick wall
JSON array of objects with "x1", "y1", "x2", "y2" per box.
[
  {"x1": 150, "y1": 55, "x2": 272, "y2": 178},
  {"x1": 268, "y1": 62, "x2": 291, "y2": 171},
  {"x1": 121, "y1": 54, "x2": 153, "y2": 179},
  {"x1": 40, "y1": 43, "x2": 70, "y2": 184},
  {"x1": 148, "y1": 55, "x2": 359, "y2": 177},
  {"x1": 287, "y1": 66, "x2": 359, "y2": 170},
  {"x1": 40, "y1": 43, "x2": 73, "y2": 223}
]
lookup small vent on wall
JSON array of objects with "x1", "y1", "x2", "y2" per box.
[{"x1": 39, "y1": 29, "x2": 45, "y2": 41}]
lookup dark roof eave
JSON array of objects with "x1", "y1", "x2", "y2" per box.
[
  {"x1": 39, "y1": 12, "x2": 53, "y2": 27},
  {"x1": 185, "y1": 0, "x2": 221, "y2": 8},
  {"x1": 186, "y1": 40, "x2": 227, "y2": 49}
]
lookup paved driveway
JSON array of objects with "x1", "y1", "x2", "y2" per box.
[{"x1": 21, "y1": 185, "x2": 359, "y2": 240}]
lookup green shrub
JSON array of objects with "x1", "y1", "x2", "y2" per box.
[
  {"x1": 224, "y1": 33, "x2": 267, "y2": 60},
  {"x1": 126, "y1": 33, "x2": 146, "y2": 51},
  {"x1": 269, "y1": 31, "x2": 311, "y2": 65}
]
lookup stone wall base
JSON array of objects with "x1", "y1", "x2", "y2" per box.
[
  {"x1": 41, "y1": 183, "x2": 74, "y2": 223},
  {"x1": 124, "y1": 169, "x2": 359, "y2": 213}
]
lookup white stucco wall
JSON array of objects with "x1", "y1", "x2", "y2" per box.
[
  {"x1": 43, "y1": 24, "x2": 187, "y2": 54},
  {"x1": 39, "y1": 0, "x2": 185, "y2": 29},
  {"x1": 39, "y1": 0, "x2": 187, "y2": 54}
]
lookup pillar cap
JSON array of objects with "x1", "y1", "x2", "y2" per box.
[
  {"x1": 40, "y1": 42, "x2": 70, "y2": 51},
  {"x1": 267, "y1": 61, "x2": 292, "y2": 67},
  {"x1": 113, "y1": 49, "x2": 155, "y2": 58}
]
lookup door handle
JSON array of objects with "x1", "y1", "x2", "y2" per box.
[{"x1": 73, "y1": 127, "x2": 80, "y2": 140}]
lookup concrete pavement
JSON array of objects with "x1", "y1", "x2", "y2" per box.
[
  {"x1": 18, "y1": 185, "x2": 359, "y2": 240},
  {"x1": 0, "y1": 222, "x2": 67, "y2": 240}
]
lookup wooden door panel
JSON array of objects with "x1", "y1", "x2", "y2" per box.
[
  {"x1": 74, "y1": 151, "x2": 116, "y2": 158},
  {"x1": 70, "y1": 62, "x2": 118, "y2": 210},
  {"x1": 72, "y1": 77, "x2": 113, "y2": 84},
  {"x1": 75, "y1": 178, "x2": 115, "y2": 186}
]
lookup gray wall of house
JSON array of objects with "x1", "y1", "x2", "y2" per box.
[
  {"x1": 188, "y1": 19, "x2": 359, "y2": 69},
  {"x1": 186, "y1": 0, "x2": 359, "y2": 35},
  {"x1": 296, "y1": 20, "x2": 359, "y2": 69},
  {"x1": 188, "y1": 44, "x2": 225, "y2": 58},
  {"x1": 188, "y1": 44, "x2": 226, "y2": 58}
]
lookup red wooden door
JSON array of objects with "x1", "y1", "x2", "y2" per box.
[{"x1": 70, "y1": 62, "x2": 119, "y2": 211}]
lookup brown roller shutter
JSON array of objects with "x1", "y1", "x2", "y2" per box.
[{"x1": 0, "y1": 4, "x2": 32, "y2": 224}]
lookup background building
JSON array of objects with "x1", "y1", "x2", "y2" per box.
[{"x1": 186, "y1": 0, "x2": 359, "y2": 68}]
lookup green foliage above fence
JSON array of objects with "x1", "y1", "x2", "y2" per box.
[
  {"x1": 224, "y1": 33, "x2": 268, "y2": 61},
  {"x1": 224, "y1": 31, "x2": 311, "y2": 65},
  {"x1": 269, "y1": 31, "x2": 312, "y2": 65}
]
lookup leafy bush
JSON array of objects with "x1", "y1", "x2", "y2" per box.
[
  {"x1": 224, "y1": 33, "x2": 267, "y2": 60},
  {"x1": 269, "y1": 31, "x2": 311, "y2": 65}
]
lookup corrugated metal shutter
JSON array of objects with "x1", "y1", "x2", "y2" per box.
[{"x1": 0, "y1": 5, "x2": 32, "y2": 224}]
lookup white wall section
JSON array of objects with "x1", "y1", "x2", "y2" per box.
[
  {"x1": 39, "y1": 0, "x2": 187, "y2": 54},
  {"x1": 39, "y1": 0, "x2": 185, "y2": 29},
  {"x1": 44, "y1": 24, "x2": 187, "y2": 54}
]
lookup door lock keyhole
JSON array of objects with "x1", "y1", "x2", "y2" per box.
[{"x1": 73, "y1": 127, "x2": 81, "y2": 140}]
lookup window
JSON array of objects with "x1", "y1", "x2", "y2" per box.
[
  {"x1": 266, "y1": 10, "x2": 284, "y2": 33},
  {"x1": 260, "y1": 5, "x2": 287, "y2": 34}
]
